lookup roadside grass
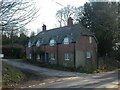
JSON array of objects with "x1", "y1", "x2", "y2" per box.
[
  {"x1": 2, "y1": 62, "x2": 25, "y2": 85},
  {"x1": 40, "y1": 63, "x2": 119, "y2": 74},
  {"x1": 23, "y1": 59, "x2": 119, "y2": 74},
  {"x1": 26, "y1": 60, "x2": 96, "y2": 74}
]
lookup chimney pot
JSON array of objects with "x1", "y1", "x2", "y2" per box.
[
  {"x1": 67, "y1": 17, "x2": 73, "y2": 26},
  {"x1": 42, "y1": 24, "x2": 46, "y2": 31}
]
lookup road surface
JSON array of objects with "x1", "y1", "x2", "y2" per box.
[{"x1": 2, "y1": 59, "x2": 119, "y2": 88}]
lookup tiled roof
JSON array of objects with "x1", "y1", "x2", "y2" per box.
[{"x1": 29, "y1": 24, "x2": 95, "y2": 46}]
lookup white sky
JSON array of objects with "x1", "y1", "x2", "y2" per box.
[{"x1": 25, "y1": 0, "x2": 89, "y2": 34}]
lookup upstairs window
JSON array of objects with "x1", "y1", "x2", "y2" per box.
[
  {"x1": 49, "y1": 39, "x2": 56, "y2": 46},
  {"x1": 89, "y1": 36, "x2": 92, "y2": 44},
  {"x1": 36, "y1": 40, "x2": 40, "y2": 47},
  {"x1": 64, "y1": 53, "x2": 70, "y2": 60},
  {"x1": 63, "y1": 37, "x2": 69, "y2": 45},
  {"x1": 28, "y1": 42, "x2": 31, "y2": 47}
]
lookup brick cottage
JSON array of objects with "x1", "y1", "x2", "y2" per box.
[{"x1": 26, "y1": 17, "x2": 98, "y2": 69}]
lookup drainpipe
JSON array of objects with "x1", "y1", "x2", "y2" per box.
[
  {"x1": 44, "y1": 45, "x2": 46, "y2": 64},
  {"x1": 74, "y1": 42, "x2": 76, "y2": 68},
  {"x1": 57, "y1": 44, "x2": 59, "y2": 65}
]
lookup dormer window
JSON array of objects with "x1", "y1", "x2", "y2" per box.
[
  {"x1": 28, "y1": 42, "x2": 31, "y2": 47},
  {"x1": 49, "y1": 39, "x2": 56, "y2": 46},
  {"x1": 63, "y1": 37, "x2": 69, "y2": 44},
  {"x1": 36, "y1": 40, "x2": 40, "y2": 47}
]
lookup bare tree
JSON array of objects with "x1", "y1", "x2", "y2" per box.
[
  {"x1": 56, "y1": 5, "x2": 76, "y2": 27},
  {"x1": 0, "y1": 0, "x2": 39, "y2": 35},
  {"x1": 74, "y1": 6, "x2": 84, "y2": 22}
]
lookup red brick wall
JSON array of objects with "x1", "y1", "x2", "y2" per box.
[
  {"x1": 45, "y1": 45, "x2": 57, "y2": 64},
  {"x1": 75, "y1": 35, "x2": 97, "y2": 68},
  {"x1": 26, "y1": 35, "x2": 97, "y2": 68},
  {"x1": 76, "y1": 36, "x2": 97, "y2": 50},
  {"x1": 26, "y1": 47, "x2": 33, "y2": 59},
  {"x1": 58, "y1": 43, "x2": 75, "y2": 67}
]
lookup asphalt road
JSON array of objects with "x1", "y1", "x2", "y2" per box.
[{"x1": 2, "y1": 59, "x2": 119, "y2": 88}]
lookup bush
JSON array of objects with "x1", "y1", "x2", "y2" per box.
[{"x1": 2, "y1": 46, "x2": 25, "y2": 59}]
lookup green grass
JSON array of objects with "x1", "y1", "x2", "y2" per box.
[
  {"x1": 26, "y1": 59, "x2": 119, "y2": 74},
  {"x1": 2, "y1": 62, "x2": 25, "y2": 85}
]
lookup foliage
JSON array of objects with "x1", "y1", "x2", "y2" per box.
[
  {"x1": 30, "y1": 31, "x2": 36, "y2": 38},
  {"x1": 2, "y1": 62, "x2": 24, "y2": 85},
  {"x1": 2, "y1": 32, "x2": 29, "y2": 59},
  {"x1": 0, "y1": 0, "x2": 39, "y2": 35},
  {"x1": 56, "y1": 5, "x2": 77, "y2": 27},
  {"x1": 2, "y1": 46, "x2": 25, "y2": 59},
  {"x1": 2, "y1": 33, "x2": 29, "y2": 46},
  {"x1": 94, "y1": 56, "x2": 120, "y2": 73},
  {"x1": 2, "y1": 35, "x2": 11, "y2": 45},
  {"x1": 81, "y1": 1, "x2": 119, "y2": 57}
]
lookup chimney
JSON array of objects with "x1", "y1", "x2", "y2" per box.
[
  {"x1": 67, "y1": 17, "x2": 73, "y2": 26},
  {"x1": 42, "y1": 24, "x2": 46, "y2": 31}
]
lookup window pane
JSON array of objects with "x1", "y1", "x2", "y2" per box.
[
  {"x1": 50, "y1": 39, "x2": 56, "y2": 46},
  {"x1": 29, "y1": 53, "x2": 32, "y2": 59},
  {"x1": 63, "y1": 37, "x2": 69, "y2": 44},
  {"x1": 37, "y1": 54, "x2": 40, "y2": 61},
  {"x1": 50, "y1": 53, "x2": 55, "y2": 60},
  {"x1": 65, "y1": 53, "x2": 70, "y2": 60},
  {"x1": 86, "y1": 52, "x2": 91, "y2": 59},
  {"x1": 89, "y1": 37, "x2": 92, "y2": 44},
  {"x1": 28, "y1": 42, "x2": 31, "y2": 47},
  {"x1": 36, "y1": 40, "x2": 40, "y2": 47},
  {"x1": 37, "y1": 54, "x2": 40, "y2": 59}
]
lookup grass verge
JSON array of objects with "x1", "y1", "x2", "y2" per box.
[{"x1": 2, "y1": 62, "x2": 25, "y2": 86}]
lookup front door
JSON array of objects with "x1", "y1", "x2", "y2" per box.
[{"x1": 45, "y1": 53, "x2": 49, "y2": 64}]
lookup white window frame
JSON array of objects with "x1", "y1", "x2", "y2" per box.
[
  {"x1": 36, "y1": 40, "x2": 40, "y2": 47},
  {"x1": 86, "y1": 51, "x2": 91, "y2": 59},
  {"x1": 65, "y1": 53, "x2": 70, "y2": 60},
  {"x1": 28, "y1": 42, "x2": 31, "y2": 47},
  {"x1": 49, "y1": 39, "x2": 56, "y2": 46},
  {"x1": 29, "y1": 53, "x2": 32, "y2": 59},
  {"x1": 63, "y1": 37, "x2": 69, "y2": 45},
  {"x1": 89, "y1": 36, "x2": 92, "y2": 44},
  {"x1": 37, "y1": 54, "x2": 40, "y2": 61},
  {"x1": 37, "y1": 54, "x2": 40, "y2": 59},
  {"x1": 50, "y1": 53, "x2": 55, "y2": 60}
]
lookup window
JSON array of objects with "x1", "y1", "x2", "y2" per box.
[
  {"x1": 63, "y1": 37, "x2": 69, "y2": 44},
  {"x1": 65, "y1": 53, "x2": 70, "y2": 60},
  {"x1": 37, "y1": 54, "x2": 40, "y2": 61},
  {"x1": 28, "y1": 42, "x2": 31, "y2": 47},
  {"x1": 37, "y1": 54, "x2": 40, "y2": 59},
  {"x1": 86, "y1": 51, "x2": 91, "y2": 59},
  {"x1": 89, "y1": 36, "x2": 92, "y2": 44},
  {"x1": 50, "y1": 53, "x2": 55, "y2": 60},
  {"x1": 49, "y1": 39, "x2": 56, "y2": 46},
  {"x1": 36, "y1": 40, "x2": 40, "y2": 47},
  {"x1": 29, "y1": 53, "x2": 32, "y2": 59}
]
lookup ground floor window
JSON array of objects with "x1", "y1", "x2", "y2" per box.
[
  {"x1": 64, "y1": 53, "x2": 70, "y2": 60},
  {"x1": 37, "y1": 54, "x2": 40, "y2": 61},
  {"x1": 50, "y1": 53, "x2": 55, "y2": 60},
  {"x1": 29, "y1": 53, "x2": 32, "y2": 59},
  {"x1": 86, "y1": 51, "x2": 91, "y2": 59}
]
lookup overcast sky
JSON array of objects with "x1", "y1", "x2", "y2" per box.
[{"x1": 25, "y1": 0, "x2": 89, "y2": 34}]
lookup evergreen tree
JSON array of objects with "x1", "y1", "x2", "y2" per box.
[{"x1": 81, "y1": 1, "x2": 119, "y2": 57}]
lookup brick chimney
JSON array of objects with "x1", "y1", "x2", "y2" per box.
[
  {"x1": 42, "y1": 24, "x2": 46, "y2": 31},
  {"x1": 67, "y1": 17, "x2": 73, "y2": 26}
]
